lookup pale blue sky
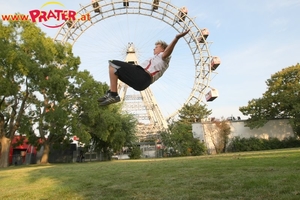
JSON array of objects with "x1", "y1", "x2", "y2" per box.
[{"x1": 1, "y1": 0, "x2": 300, "y2": 120}]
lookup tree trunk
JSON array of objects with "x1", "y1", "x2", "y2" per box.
[
  {"x1": 40, "y1": 143, "x2": 50, "y2": 164},
  {"x1": 0, "y1": 136, "x2": 11, "y2": 168}
]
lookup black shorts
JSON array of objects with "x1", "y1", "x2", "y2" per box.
[{"x1": 109, "y1": 60, "x2": 152, "y2": 91}]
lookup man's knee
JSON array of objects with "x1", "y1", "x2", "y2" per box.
[{"x1": 109, "y1": 65, "x2": 118, "y2": 73}]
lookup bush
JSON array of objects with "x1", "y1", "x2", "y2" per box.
[
  {"x1": 190, "y1": 139, "x2": 207, "y2": 156},
  {"x1": 227, "y1": 136, "x2": 300, "y2": 152},
  {"x1": 282, "y1": 136, "x2": 300, "y2": 148},
  {"x1": 128, "y1": 146, "x2": 142, "y2": 159},
  {"x1": 266, "y1": 137, "x2": 283, "y2": 149}
]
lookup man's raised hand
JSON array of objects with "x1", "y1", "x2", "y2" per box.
[{"x1": 176, "y1": 29, "x2": 190, "y2": 39}]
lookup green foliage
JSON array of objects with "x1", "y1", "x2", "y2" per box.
[
  {"x1": 162, "y1": 123, "x2": 206, "y2": 156},
  {"x1": 189, "y1": 138, "x2": 206, "y2": 156},
  {"x1": 128, "y1": 145, "x2": 142, "y2": 159},
  {"x1": 178, "y1": 103, "x2": 212, "y2": 124},
  {"x1": 227, "y1": 136, "x2": 300, "y2": 152},
  {"x1": 239, "y1": 63, "x2": 300, "y2": 136},
  {"x1": 88, "y1": 109, "x2": 137, "y2": 156},
  {"x1": 161, "y1": 103, "x2": 211, "y2": 156}
]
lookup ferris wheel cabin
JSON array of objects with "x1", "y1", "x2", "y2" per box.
[
  {"x1": 152, "y1": 0, "x2": 160, "y2": 10},
  {"x1": 211, "y1": 56, "x2": 221, "y2": 71},
  {"x1": 178, "y1": 6, "x2": 188, "y2": 22},
  {"x1": 205, "y1": 88, "x2": 218, "y2": 102},
  {"x1": 123, "y1": 0, "x2": 129, "y2": 7},
  {"x1": 66, "y1": 20, "x2": 75, "y2": 28},
  {"x1": 92, "y1": 0, "x2": 101, "y2": 13},
  {"x1": 198, "y1": 28, "x2": 209, "y2": 43}
]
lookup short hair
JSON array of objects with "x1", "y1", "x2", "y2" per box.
[{"x1": 155, "y1": 40, "x2": 168, "y2": 50}]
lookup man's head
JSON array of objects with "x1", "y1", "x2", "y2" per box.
[{"x1": 154, "y1": 40, "x2": 168, "y2": 54}]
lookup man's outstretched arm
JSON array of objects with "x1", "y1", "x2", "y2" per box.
[{"x1": 162, "y1": 29, "x2": 190, "y2": 60}]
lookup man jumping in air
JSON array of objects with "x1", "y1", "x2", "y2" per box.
[{"x1": 98, "y1": 29, "x2": 190, "y2": 106}]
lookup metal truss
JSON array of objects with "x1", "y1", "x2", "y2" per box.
[{"x1": 118, "y1": 43, "x2": 168, "y2": 138}]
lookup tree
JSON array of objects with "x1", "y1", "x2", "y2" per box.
[
  {"x1": 206, "y1": 119, "x2": 231, "y2": 154},
  {"x1": 239, "y1": 63, "x2": 300, "y2": 136},
  {"x1": 215, "y1": 120, "x2": 231, "y2": 153},
  {"x1": 178, "y1": 103, "x2": 212, "y2": 123},
  {"x1": 26, "y1": 48, "x2": 81, "y2": 163},
  {"x1": 88, "y1": 109, "x2": 138, "y2": 160},
  {"x1": 67, "y1": 71, "x2": 137, "y2": 160},
  {"x1": 161, "y1": 103, "x2": 210, "y2": 156},
  {"x1": 0, "y1": 19, "x2": 41, "y2": 167},
  {"x1": 0, "y1": 19, "x2": 81, "y2": 166}
]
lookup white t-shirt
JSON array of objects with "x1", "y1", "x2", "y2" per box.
[{"x1": 140, "y1": 52, "x2": 171, "y2": 83}]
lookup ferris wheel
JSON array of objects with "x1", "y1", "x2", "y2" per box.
[{"x1": 54, "y1": 0, "x2": 220, "y2": 136}]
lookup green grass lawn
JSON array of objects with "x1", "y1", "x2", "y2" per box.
[{"x1": 1, "y1": 148, "x2": 300, "y2": 200}]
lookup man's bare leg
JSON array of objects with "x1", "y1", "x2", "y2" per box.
[
  {"x1": 109, "y1": 65, "x2": 118, "y2": 93},
  {"x1": 98, "y1": 65, "x2": 120, "y2": 106}
]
